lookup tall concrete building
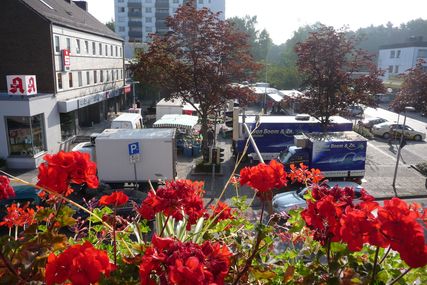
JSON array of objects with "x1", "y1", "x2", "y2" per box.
[{"x1": 114, "y1": 0, "x2": 225, "y2": 58}]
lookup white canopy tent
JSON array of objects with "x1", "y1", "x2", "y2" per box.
[{"x1": 153, "y1": 114, "x2": 199, "y2": 129}]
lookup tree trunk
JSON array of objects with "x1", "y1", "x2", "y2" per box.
[{"x1": 200, "y1": 115, "x2": 209, "y2": 150}]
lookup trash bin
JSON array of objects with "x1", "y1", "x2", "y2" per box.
[
  {"x1": 183, "y1": 146, "x2": 193, "y2": 157},
  {"x1": 192, "y1": 144, "x2": 201, "y2": 157}
]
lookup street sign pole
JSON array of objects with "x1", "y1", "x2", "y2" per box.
[{"x1": 128, "y1": 142, "x2": 141, "y2": 190}]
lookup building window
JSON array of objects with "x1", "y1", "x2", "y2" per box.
[
  {"x1": 100, "y1": 70, "x2": 104, "y2": 82},
  {"x1": 66, "y1": 38, "x2": 71, "y2": 51},
  {"x1": 121, "y1": 69, "x2": 123, "y2": 79},
  {"x1": 99, "y1": 43, "x2": 102, "y2": 55},
  {"x1": 198, "y1": 0, "x2": 203, "y2": 4},
  {"x1": 115, "y1": 46, "x2": 118, "y2": 56},
  {"x1": 105, "y1": 45, "x2": 108, "y2": 56},
  {"x1": 86, "y1": 71, "x2": 90, "y2": 85},
  {"x1": 389, "y1": 50, "x2": 395, "y2": 58},
  {"x1": 54, "y1": 36, "x2": 60, "y2": 53},
  {"x1": 145, "y1": 26, "x2": 152, "y2": 33},
  {"x1": 119, "y1": 47, "x2": 122, "y2": 57},
  {"x1": 92, "y1": 42, "x2": 96, "y2": 55},
  {"x1": 68, "y1": 72, "x2": 73, "y2": 88},
  {"x1": 106, "y1": 70, "x2": 110, "y2": 81},
  {"x1": 84, "y1": 41, "x2": 89, "y2": 54},
  {"x1": 116, "y1": 70, "x2": 118, "y2": 80},
  {"x1": 111, "y1": 45, "x2": 113, "y2": 56},
  {"x1": 112, "y1": 69, "x2": 115, "y2": 81},
  {"x1": 59, "y1": 112, "x2": 76, "y2": 140},
  {"x1": 146, "y1": 17, "x2": 152, "y2": 23},
  {"x1": 6, "y1": 114, "x2": 46, "y2": 156},
  {"x1": 394, "y1": 65, "x2": 399, "y2": 73},
  {"x1": 119, "y1": 7, "x2": 125, "y2": 12},
  {"x1": 396, "y1": 50, "x2": 401, "y2": 58},
  {"x1": 76, "y1": 39, "x2": 81, "y2": 54},
  {"x1": 57, "y1": 73, "x2": 63, "y2": 90},
  {"x1": 146, "y1": 7, "x2": 152, "y2": 12},
  {"x1": 388, "y1": 65, "x2": 393, "y2": 73},
  {"x1": 119, "y1": 26, "x2": 125, "y2": 32},
  {"x1": 146, "y1": 0, "x2": 152, "y2": 3},
  {"x1": 78, "y1": 71, "x2": 83, "y2": 87},
  {"x1": 118, "y1": 17, "x2": 126, "y2": 22},
  {"x1": 94, "y1": 70, "x2": 97, "y2": 83},
  {"x1": 417, "y1": 49, "x2": 427, "y2": 58}
]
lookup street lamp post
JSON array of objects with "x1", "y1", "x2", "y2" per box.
[
  {"x1": 132, "y1": 81, "x2": 140, "y2": 108},
  {"x1": 392, "y1": 106, "x2": 415, "y2": 189}
]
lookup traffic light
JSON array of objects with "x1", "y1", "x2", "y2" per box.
[
  {"x1": 211, "y1": 147, "x2": 217, "y2": 165},
  {"x1": 202, "y1": 147, "x2": 211, "y2": 163},
  {"x1": 216, "y1": 147, "x2": 225, "y2": 164}
]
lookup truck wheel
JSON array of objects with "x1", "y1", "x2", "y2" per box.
[
  {"x1": 382, "y1": 132, "x2": 390, "y2": 139},
  {"x1": 414, "y1": 134, "x2": 422, "y2": 141}
]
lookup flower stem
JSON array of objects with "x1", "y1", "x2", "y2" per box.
[
  {"x1": 0, "y1": 249, "x2": 26, "y2": 283},
  {"x1": 233, "y1": 201, "x2": 265, "y2": 285},
  {"x1": 387, "y1": 268, "x2": 411, "y2": 285},
  {"x1": 379, "y1": 247, "x2": 391, "y2": 265},
  {"x1": 113, "y1": 206, "x2": 117, "y2": 266},
  {"x1": 370, "y1": 246, "x2": 380, "y2": 285},
  {"x1": 160, "y1": 215, "x2": 170, "y2": 237}
]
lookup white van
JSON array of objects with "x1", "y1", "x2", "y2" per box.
[{"x1": 111, "y1": 113, "x2": 144, "y2": 129}]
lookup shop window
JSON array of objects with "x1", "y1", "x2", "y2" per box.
[
  {"x1": 6, "y1": 114, "x2": 46, "y2": 156},
  {"x1": 60, "y1": 112, "x2": 76, "y2": 140}
]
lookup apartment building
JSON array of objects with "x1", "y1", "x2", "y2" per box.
[
  {"x1": 114, "y1": 0, "x2": 226, "y2": 58},
  {"x1": 0, "y1": 0, "x2": 129, "y2": 169},
  {"x1": 378, "y1": 37, "x2": 427, "y2": 82}
]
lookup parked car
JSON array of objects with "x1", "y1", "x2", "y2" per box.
[
  {"x1": 341, "y1": 105, "x2": 364, "y2": 117},
  {"x1": 357, "y1": 117, "x2": 388, "y2": 129},
  {"x1": 272, "y1": 181, "x2": 363, "y2": 213},
  {"x1": 371, "y1": 122, "x2": 426, "y2": 141}
]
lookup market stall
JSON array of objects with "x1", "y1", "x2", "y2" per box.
[{"x1": 153, "y1": 114, "x2": 201, "y2": 157}]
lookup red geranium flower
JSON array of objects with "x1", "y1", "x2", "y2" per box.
[
  {"x1": 99, "y1": 191, "x2": 129, "y2": 207},
  {"x1": 0, "y1": 175, "x2": 15, "y2": 201},
  {"x1": 0, "y1": 203, "x2": 35, "y2": 228},
  {"x1": 37, "y1": 151, "x2": 98, "y2": 196},
  {"x1": 210, "y1": 201, "x2": 234, "y2": 222},
  {"x1": 137, "y1": 180, "x2": 206, "y2": 229},
  {"x1": 239, "y1": 160, "x2": 287, "y2": 201},
  {"x1": 45, "y1": 241, "x2": 115, "y2": 285},
  {"x1": 377, "y1": 198, "x2": 427, "y2": 268},
  {"x1": 139, "y1": 235, "x2": 231, "y2": 285}
]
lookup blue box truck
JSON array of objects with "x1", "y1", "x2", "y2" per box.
[
  {"x1": 233, "y1": 114, "x2": 353, "y2": 162},
  {"x1": 277, "y1": 131, "x2": 367, "y2": 178}
]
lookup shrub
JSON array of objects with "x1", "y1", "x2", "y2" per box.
[{"x1": 353, "y1": 125, "x2": 374, "y2": 139}]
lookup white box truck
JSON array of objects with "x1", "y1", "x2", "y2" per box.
[{"x1": 73, "y1": 128, "x2": 176, "y2": 188}]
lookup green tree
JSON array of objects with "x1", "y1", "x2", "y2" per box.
[
  {"x1": 132, "y1": 2, "x2": 259, "y2": 148},
  {"x1": 295, "y1": 25, "x2": 385, "y2": 126},
  {"x1": 105, "y1": 19, "x2": 115, "y2": 32}
]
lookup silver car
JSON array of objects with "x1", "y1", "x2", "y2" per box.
[
  {"x1": 371, "y1": 122, "x2": 426, "y2": 141},
  {"x1": 272, "y1": 181, "x2": 364, "y2": 213}
]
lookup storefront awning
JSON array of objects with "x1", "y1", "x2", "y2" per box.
[{"x1": 153, "y1": 114, "x2": 199, "y2": 129}]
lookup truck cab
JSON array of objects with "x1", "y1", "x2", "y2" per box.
[
  {"x1": 278, "y1": 146, "x2": 310, "y2": 170},
  {"x1": 111, "y1": 113, "x2": 144, "y2": 129}
]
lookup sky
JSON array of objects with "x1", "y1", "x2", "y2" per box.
[{"x1": 87, "y1": 0, "x2": 427, "y2": 44}]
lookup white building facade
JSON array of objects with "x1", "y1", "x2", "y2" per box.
[
  {"x1": 114, "y1": 0, "x2": 225, "y2": 58},
  {"x1": 378, "y1": 41, "x2": 427, "y2": 81}
]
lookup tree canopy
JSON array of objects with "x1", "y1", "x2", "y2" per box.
[
  {"x1": 132, "y1": 1, "x2": 259, "y2": 147},
  {"x1": 294, "y1": 25, "x2": 385, "y2": 125},
  {"x1": 390, "y1": 60, "x2": 427, "y2": 114}
]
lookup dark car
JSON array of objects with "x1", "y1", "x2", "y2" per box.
[
  {"x1": 0, "y1": 185, "x2": 42, "y2": 218},
  {"x1": 341, "y1": 105, "x2": 364, "y2": 117}
]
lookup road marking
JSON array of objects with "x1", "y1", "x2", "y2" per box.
[{"x1": 367, "y1": 142, "x2": 398, "y2": 162}]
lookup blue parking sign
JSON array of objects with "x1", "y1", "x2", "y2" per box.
[{"x1": 128, "y1": 142, "x2": 140, "y2": 155}]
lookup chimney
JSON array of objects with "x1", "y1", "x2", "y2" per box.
[{"x1": 73, "y1": 1, "x2": 88, "y2": 11}]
